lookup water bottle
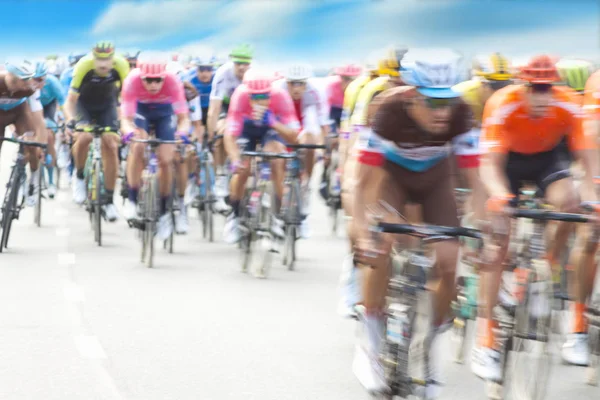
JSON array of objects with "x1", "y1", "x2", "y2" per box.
[
  {"x1": 386, "y1": 303, "x2": 410, "y2": 345},
  {"x1": 249, "y1": 191, "x2": 260, "y2": 216}
]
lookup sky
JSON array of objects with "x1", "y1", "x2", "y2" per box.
[{"x1": 1, "y1": 0, "x2": 598, "y2": 67}]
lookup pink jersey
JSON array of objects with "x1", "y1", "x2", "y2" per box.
[
  {"x1": 325, "y1": 75, "x2": 344, "y2": 108},
  {"x1": 120, "y1": 68, "x2": 188, "y2": 118},
  {"x1": 226, "y1": 84, "x2": 300, "y2": 137}
]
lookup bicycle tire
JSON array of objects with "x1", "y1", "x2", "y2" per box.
[
  {"x1": 286, "y1": 181, "x2": 300, "y2": 270},
  {"x1": 94, "y1": 160, "x2": 102, "y2": 246},
  {"x1": 146, "y1": 176, "x2": 158, "y2": 268},
  {"x1": 510, "y1": 261, "x2": 552, "y2": 400},
  {"x1": 34, "y1": 167, "x2": 43, "y2": 227},
  {"x1": 0, "y1": 167, "x2": 20, "y2": 251},
  {"x1": 238, "y1": 189, "x2": 253, "y2": 272},
  {"x1": 205, "y1": 160, "x2": 214, "y2": 243},
  {"x1": 167, "y1": 182, "x2": 175, "y2": 254}
]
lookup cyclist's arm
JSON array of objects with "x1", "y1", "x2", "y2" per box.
[
  {"x1": 28, "y1": 91, "x2": 48, "y2": 142},
  {"x1": 567, "y1": 105, "x2": 598, "y2": 202},
  {"x1": 272, "y1": 89, "x2": 300, "y2": 144},
  {"x1": 207, "y1": 98, "x2": 222, "y2": 136},
  {"x1": 63, "y1": 91, "x2": 79, "y2": 123},
  {"x1": 119, "y1": 77, "x2": 138, "y2": 134},
  {"x1": 173, "y1": 80, "x2": 191, "y2": 134}
]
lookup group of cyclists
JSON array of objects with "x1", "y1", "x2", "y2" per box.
[{"x1": 1, "y1": 41, "x2": 600, "y2": 398}]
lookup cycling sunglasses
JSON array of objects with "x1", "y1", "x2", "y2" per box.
[
  {"x1": 250, "y1": 93, "x2": 270, "y2": 101},
  {"x1": 528, "y1": 83, "x2": 553, "y2": 93},
  {"x1": 234, "y1": 61, "x2": 250, "y2": 66},
  {"x1": 485, "y1": 79, "x2": 513, "y2": 91},
  {"x1": 287, "y1": 80, "x2": 307, "y2": 87},
  {"x1": 197, "y1": 66, "x2": 213, "y2": 72},
  {"x1": 423, "y1": 97, "x2": 457, "y2": 109},
  {"x1": 143, "y1": 77, "x2": 164, "y2": 84}
]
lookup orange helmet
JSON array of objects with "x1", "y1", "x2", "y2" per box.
[{"x1": 519, "y1": 55, "x2": 560, "y2": 84}]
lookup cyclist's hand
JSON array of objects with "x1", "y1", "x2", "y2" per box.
[
  {"x1": 121, "y1": 131, "x2": 135, "y2": 144},
  {"x1": 175, "y1": 131, "x2": 191, "y2": 145}
]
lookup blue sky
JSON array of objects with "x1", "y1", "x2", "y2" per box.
[{"x1": 1, "y1": 0, "x2": 598, "y2": 66}]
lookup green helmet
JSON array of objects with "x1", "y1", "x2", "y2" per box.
[
  {"x1": 229, "y1": 44, "x2": 253, "y2": 63},
  {"x1": 556, "y1": 59, "x2": 592, "y2": 92}
]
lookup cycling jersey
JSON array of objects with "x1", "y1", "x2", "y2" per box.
[
  {"x1": 340, "y1": 75, "x2": 372, "y2": 136},
  {"x1": 186, "y1": 71, "x2": 213, "y2": 109},
  {"x1": 482, "y1": 85, "x2": 592, "y2": 155},
  {"x1": 40, "y1": 74, "x2": 65, "y2": 107},
  {"x1": 357, "y1": 86, "x2": 472, "y2": 172},
  {"x1": 350, "y1": 76, "x2": 390, "y2": 127},
  {"x1": 60, "y1": 67, "x2": 74, "y2": 97},
  {"x1": 70, "y1": 54, "x2": 129, "y2": 109},
  {"x1": 324, "y1": 75, "x2": 344, "y2": 109},
  {"x1": 584, "y1": 70, "x2": 600, "y2": 120},
  {"x1": 452, "y1": 79, "x2": 484, "y2": 125},
  {"x1": 120, "y1": 69, "x2": 188, "y2": 118},
  {"x1": 271, "y1": 78, "x2": 328, "y2": 132},
  {"x1": 226, "y1": 84, "x2": 299, "y2": 138},
  {"x1": 189, "y1": 96, "x2": 201, "y2": 122},
  {"x1": 210, "y1": 62, "x2": 242, "y2": 109}
]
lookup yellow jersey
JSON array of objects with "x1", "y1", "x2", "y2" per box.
[
  {"x1": 340, "y1": 75, "x2": 372, "y2": 134},
  {"x1": 70, "y1": 53, "x2": 129, "y2": 106},
  {"x1": 350, "y1": 76, "x2": 390, "y2": 127},
  {"x1": 452, "y1": 79, "x2": 483, "y2": 125}
]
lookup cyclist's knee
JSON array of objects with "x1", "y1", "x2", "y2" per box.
[{"x1": 435, "y1": 240, "x2": 460, "y2": 275}]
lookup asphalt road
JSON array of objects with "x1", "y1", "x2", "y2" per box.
[{"x1": 0, "y1": 143, "x2": 598, "y2": 400}]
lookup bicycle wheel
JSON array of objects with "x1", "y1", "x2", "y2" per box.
[
  {"x1": 283, "y1": 181, "x2": 300, "y2": 270},
  {"x1": 510, "y1": 260, "x2": 552, "y2": 400},
  {"x1": 166, "y1": 181, "x2": 175, "y2": 254},
  {"x1": 94, "y1": 160, "x2": 102, "y2": 246},
  {"x1": 238, "y1": 190, "x2": 253, "y2": 272},
  {"x1": 144, "y1": 176, "x2": 158, "y2": 268},
  {"x1": 0, "y1": 166, "x2": 21, "y2": 251},
  {"x1": 34, "y1": 166, "x2": 43, "y2": 227},
  {"x1": 204, "y1": 159, "x2": 214, "y2": 243}
]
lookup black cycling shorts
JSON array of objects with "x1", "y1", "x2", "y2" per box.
[
  {"x1": 202, "y1": 106, "x2": 208, "y2": 127},
  {"x1": 76, "y1": 102, "x2": 119, "y2": 131},
  {"x1": 506, "y1": 143, "x2": 572, "y2": 199},
  {"x1": 43, "y1": 101, "x2": 57, "y2": 121}
]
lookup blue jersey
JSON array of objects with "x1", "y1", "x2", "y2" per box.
[
  {"x1": 40, "y1": 75, "x2": 66, "y2": 107},
  {"x1": 59, "y1": 67, "x2": 74, "y2": 98},
  {"x1": 186, "y1": 71, "x2": 213, "y2": 108}
]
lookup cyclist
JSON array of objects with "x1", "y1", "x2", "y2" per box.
[
  {"x1": 0, "y1": 60, "x2": 47, "y2": 205},
  {"x1": 123, "y1": 51, "x2": 140, "y2": 71},
  {"x1": 477, "y1": 55, "x2": 598, "y2": 378},
  {"x1": 207, "y1": 44, "x2": 253, "y2": 213},
  {"x1": 272, "y1": 63, "x2": 329, "y2": 238},
  {"x1": 60, "y1": 52, "x2": 86, "y2": 98},
  {"x1": 37, "y1": 61, "x2": 66, "y2": 198},
  {"x1": 186, "y1": 57, "x2": 214, "y2": 129},
  {"x1": 120, "y1": 55, "x2": 191, "y2": 241},
  {"x1": 63, "y1": 41, "x2": 129, "y2": 222},
  {"x1": 556, "y1": 59, "x2": 592, "y2": 106},
  {"x1": 324, "y1": 63, "x2": 362, "y2": 131},
  {"x1": 351, "y1": 49, "x2": 471, "y2": 394},
  {"x1": 222, "y1": 69, "x2": 300, "y2": 244}
]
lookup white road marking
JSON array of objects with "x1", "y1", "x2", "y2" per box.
[{"x1": 74, "y1": 335, "x2": 107, "y2": 359}]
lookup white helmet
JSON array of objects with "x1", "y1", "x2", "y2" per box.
[
  {"x1": 5, "y1": 59, "x2": 36, "y2": 79},
  {"x1": 400, "y1": 49, "x2": 464, "y2": 98},
  {"x1": 286, "y1": 63, "x2": 313, "y2": 81},
  {"x1": 166, "y1": 60, "x2": 185, "y2": 77}
]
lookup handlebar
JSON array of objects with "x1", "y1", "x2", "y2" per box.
[
  {"x1": 73, "y1": 125, "x2": 116, "y2": 135},
  {"x1": 0, "y1": 136, "x2": 47, "y2": 149},
  {"x1": 131, "y1": 138, "x2": 180, "y2": 147},
  {"x1": 241, "y1": 151, "x2": 296, "y2": 160},
  {"x1": 286, "y1": 144, "x2": 327, "y2": 150},
  {"x1": 511, "y1": 207, "x2": 595, "y2": 223},
  {"x1": 375, "y1": 222, "x2": 482, "y2": 240}
]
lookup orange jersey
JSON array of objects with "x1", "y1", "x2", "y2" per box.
[
  {"x1": 481, "y1": 85, "x2": 592, "y2": 154},
  {"x1": 584, "y1": 70, "x2": 600, "y2": 120}
]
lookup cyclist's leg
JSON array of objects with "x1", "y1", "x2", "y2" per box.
[
  {"x1": 214, "y1": 116, "x2": 227, "y2": 173},
  {"x1": 71, "y1": 104, "x2": 94, "y2": 203},
  {"x1": 14, "y1": 102, "x2": 44, "y2": 200},
  {"x1": 298, "y1": 105, "x2": 320, "y2": 180},
  {"x1": 262, "y1": 134, "x2": 287, "y2": 214},
  {"x1": 212, "y1": 115, "x2": 230, "y2": 211},
  {"x1": 154, "y1": 116, "x2": 176, "y2": 217},
  {"x1": 125, "y1": 115, "x2": 149, "y2": 215},
  {"x1": 98, "y1": 107, "x2": 120, "y2": 198}
]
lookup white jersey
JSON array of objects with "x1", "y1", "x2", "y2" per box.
[
  {"x1": 188, "y1": 96, "x2": 201, "y2": 122},
  {"x1": 210, "y1": 62, "x2": 242, "y2": 104},
  {"x1": 272, "y1": 78, "x2": 329, "y2": 126}
]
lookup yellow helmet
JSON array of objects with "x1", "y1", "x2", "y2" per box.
[
  {"x1": 472, "y1": 53, "x2": 513, "y2": 81},
  {"x1": 376, "y1": 47, "x2": 405, "y2": 77},
  {"x1": 556, "y1": 59, "x2": 592, "y2": 92}
]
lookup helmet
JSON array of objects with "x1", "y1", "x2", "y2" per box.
[
  {"x1": 556, "y1": 59, "x2": 592, "y2": 92},
  {"x1": 400, "y1": 49, "x2": 464, "y2": 98},
  {"x1": 472, "y1": 53, "x2": 513, "y2": 81},
  {"x1": 52, "y1": 57, "x2": 69, "y2": 76},
  {"x1": 334, "y1": 64, "x2": 362, "y2": 78},
  {"x1": 68, "y1": 52, "x2": 86, "y2": 65},
  {"x1": 243, "y1": 69, "x2": 272, "y2": 94},
  {"x1": 191, "y1": 56, "x2": 215, "y2": 68},
  {"x1": 519, "y1": 55, "x2": 560, "y2": 84},
  {"x1": 33, "y1": 60, "x2": 48, "y2": 78},
  {"x1": 138, "y1": 61, "x2": 167, "y2": 78},
  {"x1": 5, "y1": 60, "x2": 36, "y2": 79},
  {"x1": 92, "y1": 41, "x2": 115, "y2": 58},
  {"x1": 286, "y1": 63, "x2": 313, "y2": 81},
  {"x1": 124, "y1": 50, "x2": 140, "y2": 65},
  {"x1": 377, "y1": 47, "x2": 405, "y2": 77},
  {"x1": 179, "y1": 53, "x2": 192, "y2": 66},
  {"x1": 230, "y1": 44, "x2": 253, "y2": 63},
  {"x1": 166, "y1": 61, "x2": 185, "y2": 77}
]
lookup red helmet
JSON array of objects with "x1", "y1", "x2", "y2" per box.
[
  {"x1": 334, "y1": 64, "x2": 362, "y2": 78},
  {"x1": 519, "y1": 55, "x2": 560, "y2": 84},
  {"x1": 244, "y1": 69, "x2": 272, "y2": 94},
  {"x1": 138, "y1": 61, "x2": 167, "y2": 79}
]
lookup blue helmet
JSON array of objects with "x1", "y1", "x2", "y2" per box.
[
  {"x1": 5, "y1": 60, "x2": 36, "y2": 79},
  {"x1": 34, "y1": 60, "x2": 48, "y2": 78},
  {"x1": 400, "y1": 49, "x2": 464, "y2": 98},
  {"x1": 68, "y1": 52, "x2": 86, "y2": 65},
  {"x1": 191, "y1": 56, "x2": 215, "y2": 69}
]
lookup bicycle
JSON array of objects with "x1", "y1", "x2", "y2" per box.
[
  {"x1": 74, "y1": 124, "x2": 115, "y2": 247},
  {"x1": 0, "y1": 136, "x2": 47, "y2": 252},
  {"x1": 129, "y1": 137, "x2": 179, "y2": 268},
  {"x1": 324, "y1": 132, "x2": 342, "y2": 235},
  {"x1": 281, "y1": 143, "x2": 326, "y2": 270},
  {"x1": 163, "y1": 143, "x2": 187, "y2": 253},
  {"x1": 238, "y1": 147, "x2": 295, "y2": 278},
  {"x1": 364, "y1": 210, "x2": 482, "y2": 399},
  {"x1": 586, "y1": 295, "x2": 600, "y2": 386},
  {"x1": 191, "y1": 133, "x2": 223, "y2": 242},
  {"x1": 487, "y1": 197, "x2": 595, "y2": 400}
]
